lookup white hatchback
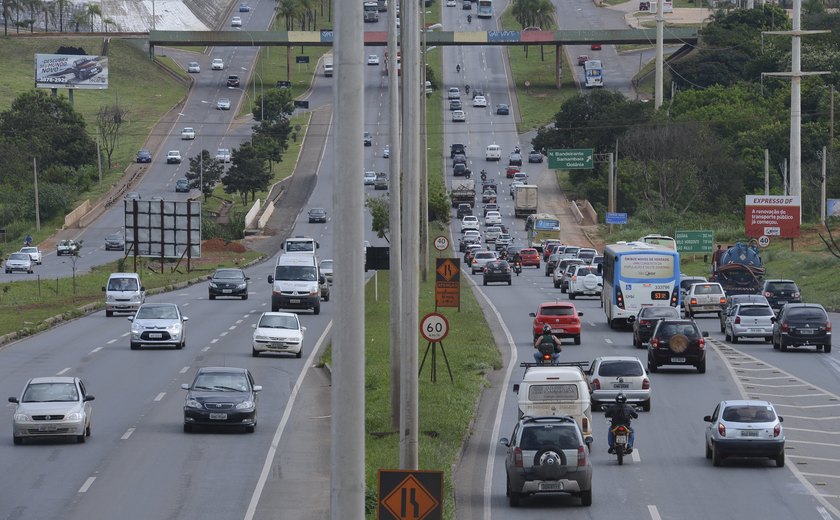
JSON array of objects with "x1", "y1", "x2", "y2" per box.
[
  {"x1": 451, "y1": 110, "x2": 466, "y2": 122},
  {"x1": 484, "y1": 210, "x2": 502, "y2": 226},
  {"x1": 460, "y1": 215, "x2": 480, "y2": 233},
  {"x1": 252, "y1": 311, "x2": 306, "y2": 358},
  {"x1": 470, "y1": 250, "x2": 498, "y2": 274},
  {"x1": 448, "y1": 87, "x2": 461, "y2": 100},
  {"x1": 211, "y1": 58, "x2": 224, "y2": 70},
  {"x1": 181, "y1": 127, "x2": 195, "y2": 140}
]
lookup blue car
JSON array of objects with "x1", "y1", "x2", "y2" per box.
[{"x1": 239, "y1": 2, "x2": 250, "y2": 11}]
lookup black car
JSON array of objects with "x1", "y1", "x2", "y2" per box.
[
  {"x1": 456, "y1": 203, "x2": 473, "y2": 219},
  {"x1": 647, "y1": 319, "x2": 709, "y2": 373},
  {"x1": 762, "y1": 279, "x2": 802, "y2": 313},
  {"x1": 450, "y1": 143, "x2": 466, "y2": 158},
  {"x1": 471, "y1": 87, "x2": 484, "y2": 99},
  {"x1": 308, "y1": 207, "x2": 328, "y2": 223},
  {"x1": 239, "y1": 2, "x2": 250, "y2": 11},
  {"x1": 528, "y1": 150, "x2": 543, "y2": 163},
  {"x1": 452, "y1": 153, "x2": 467, "y2": 166},
  {"x1": 462, "y1": 0, "x2": 471, "y2": 8},
  {"x1": 544, "y1": 253, "x2": 562, "y2": 277},
  {"x1": 136, "y1": 149, "x2": 152, "y2": 163},
  {"x1": 449, "y1": 99, "x2": 462, "y2": 111},
  {"x1": 630, "y1": 306, "x2": 681, "y2": 348},
  {"x1": 374, "y1": 173, "x2": 388, "y2": 190},
  {"x1": 771, "y1": 303, "x2": 832, "y2": 353},
  {"x1": 226, "y1": 75, "x2": 241, "y2": 87},
  {"x1": 483, "y1": 260, "x2": 511, "y2": 286},
  {"x1": 104, "y1": 233, "x2": 125, "y2": 251},
  {"x1": 453, "y1": 163, "x2": 468, "y2": 177},
  {"x1": 496, "y1": 103, "x2": 510, "y2": 115},
  {"x1": 175, "y1": 178, "x2": 190, "y2": 193},
  {"x1": 181, "y1": 367, "x2": 261, "y2": 433},
  {"x1": 208, "y1": 268, "x2": 250, "y2": 300},
  {"x1": 508, "y1": 152, "x2": 523, "y2": 166},
  {"x1": 364, "y1": 131, "x2": 372, "y2": 146}
]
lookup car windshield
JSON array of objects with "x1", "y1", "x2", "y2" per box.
[
  {"x1": 722, "y1": 405, "x2": 776, "y2": 423},
  {"x1": 599, "y1": 361, "x2": 643, "y2": 377},
  {"x1": 213, "y1": 270, "x2": 243, "y2": 280},
  {"x1": 275, "y1": 265, "x2": 317, "y2": 281},
  {"x1": 9, "y1": 253, "x2": 28, "y2": 260},
  {"x1": 108, "y1": 278, "x2": 139, "y2": 291},
  {"x1": 136, "y1": 305, "x2": 178, "y2": 319},
  {"x1": 22, "y1": 382, "x2": 78, "y2": 402},
  {"x1": 541, "y1": 306, "x2": 574, "y2": 316},
  {"x1": 258, "y1": 314, "x2": 299, "y2": 329},
  {"x1": 737, "y1": 305, "x2": 773, "y2": 316},
  {"x1": 767, "y1": 282, "x2": 798, "y2": 292},
  {"x1": 192, "y1": 373, "x2": 249, "y2": 392},
  {"x1": 520, "y1": 425, "x2": 579, "y2": 450}
]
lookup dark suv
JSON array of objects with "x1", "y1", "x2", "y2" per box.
[
  {"x1": 499, "y1": 416, "x2": 593, "y2": 507},
  {"x1": 450, "y1": 143, "x2": 466, "y2": 158},
  {"x1": 771, "y1": 303, "x2": 832, "y2": 353},
  {"x1": 647, "y1": 319, "x2": 709, "y2": 373},
  {"x1": 226, "y1": 75, "x2": 241, "y2": 87},
  {"x1": 762, "y1": 279, "x2": 801, "y2": 313},
  {"x1": 456, "y1": 203, "x2": 473, "y2": 219},
  {"x1": 630, "y1": 306, "x2": 681, "y2": 348}
]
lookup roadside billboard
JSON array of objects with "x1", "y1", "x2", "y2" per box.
[
  {"x1": 744, "y1": 195, "x2": 800, "y2": 238},
  {"x1": 35, "y1": 54, "x2": 108, "y2": 89}
]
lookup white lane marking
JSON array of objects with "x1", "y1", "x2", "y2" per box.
[
  {"x1": 211, "y1": 338, "x2": 219, "y2": 343},
  {"x1": 182, "y1": 302, "x2": 190, "y2": 306},
  {"x1": 229, "y1": 325, "x2": 237, "y2": 330},
  {"x1": 243, "y1": 314, "x2": 251, "y2": 318},
  {"x1": 817, "y1": 506, "x2": 834, "y2": 520},
  {"x1": 180, "y1": 366, "x2": 190, "y2": 374},
  {"x1": 220, "y1": 332, "x2": 228, "y2": 337},
  {"x1": 121, "y1": 332, "x2": 130, "y2": 337},
  {"x1": 604, "y1": 338, "x2": 613, "y2": 344},
  {"x1": 788, "y1": 439, "x2": 840, "y2": 448},
  {"x1": 243, "y1": 321, "x2": 333, "y2": 520},
  {"x1": 789, "y1": 455, "x2": 840, "y2": 463},
  {"x1": 785, "y1": 427, "x2": 840, "y2": 435},
  {"x1": 774, "y1": 403, "x2": 840, "y2": 409},
  {"x1": 107, "y1": 339, "x2": 118, "y2": 344},
  {"x1": 632, "y1": 449, "x2": 640, "y2": 463},
  {"x1": 236, "y1": 319, "x2": 243, "y2": 324},
  {"x1": 201, "y1": 346, "x2": 210, "y2": 352},
  {"x1": 90, "y1": 347, "x2": 103, "y2": 354},
  {"x1": 154, "y1": 392, "x2": 165, "y2": 402},
  {"x1": 801, "y1": 473, "x2": 840, "y2": 480},
  {"x1": 784, "y1": 415, "x2": 840, "y2": 420},
  {"x1": 78, "y1": 477, "x2": 96, "y2": 493},
  {"x1": 648, "y1": 505, "x2": 662, "y2": 520},
  {"x1": 56, "y1": 367, "x2": 71, "y2": 375},
  {"x1": 121, "y1": 428, "x2": 135, "y2": 440}
]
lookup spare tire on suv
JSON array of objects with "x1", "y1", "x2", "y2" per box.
[{"x1": 647, "y1": 319, "x2": 709, "y2": 373}]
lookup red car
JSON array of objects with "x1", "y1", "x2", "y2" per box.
[
  {"x1": 530, "y1": 302, "x2": 583, "y2": 344},
  {"x1": 519, "y1": 248, "x2": 541, "y2": 268},
  {"x1": 542, "y1": 241, "x2": 563, "y2": 262},
  {"x1": 590, "y1": 43, "x2": 602, "y2": 50},
  {"x1": 505, "y1": 165, "x2": 520, "y2": 178}
]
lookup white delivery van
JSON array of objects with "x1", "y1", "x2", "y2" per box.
[
  {"x1": 513, "y1": 365, "x2": 593, "y2": 437},
  {"x1": 102, "y1": 272, "x2": 145, "y2": 317},
  {"x1": 268, "y1": 254, "x2": 325, "y2": 314},
  {"x1": 281, "y1": 236, "x2": 319, "y2": 256},
  {"x1": 485, "y1": 144, "x2": 501, "y2": 161}
]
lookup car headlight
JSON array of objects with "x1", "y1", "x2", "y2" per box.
[
  {"x1": 14, "y1": 413, "x2": 30, "y2": 421},
  {"x1": 237, "y1": 283, "x2": 247, "y2": 289},
  {"x1": 66, "y1": 412, "x2": 83, "y2": 421},
  {"x1": 309, "y1": 289, "x2": 319, "y2": 297},
  {"x1": 107, "y1": 295, "x2": 115, "y2": 302},
  {"x1": 254, "y1": 335, "x2": 272, "y2": 342},
  {"x1": 235, "y1": 400, "x2": 255, "y2": 410},
  {"x1": 167, "y1": 324, "x2": 182, "y2": 333},
  {"x1": 209, "y1": 282, "x2": 218, "y2": 288},
  {"x1": 131, "y1": 324, "x2": 143, "y2": 334},
  {"x1": 186, "y1": 399, "x2": 202, "y2": 409}
]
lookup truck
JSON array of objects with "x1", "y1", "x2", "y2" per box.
[
  {"x1": 709, "y1": 241, "x2": 765, "y2": 296},
  {"x1": 514, "y1": 184, "x2": 538, "y2": 218},
  {"x1": 323, "y1": 55, "x2": 333, "y2": 77},
  {"x1": 450, "y1": 179, "x2": 475, "y2": 208},
  {"x1": 363, "y1": 1, "x2": 379, "y2": 22}
]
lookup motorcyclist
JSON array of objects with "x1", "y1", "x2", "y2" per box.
[
  {"x1": 24, "y1": 234, "x2": 33, "y2": 247},
  {"x1": 514, "y1": 145, "x2": 521, "y2": 154},
  {"x1": 605, "y1": 393, "x2": 638, "y2": 454},
  {"x1": 480, "y1": 169, "x2": 487, "y2": 181},
  {"x1": 467, "y1": 14, "x2": 472, "y2": 23},
  {"x1": 512, "y1": 251, "x2": 523, "y2": 267},
  {"x1": 465, "y1": 84, "x2": 471, "y2": 95},
  {"x1": 533, "y1": 324, "x2": 561, "y2": 363},
  {"x1": 499, "y1": 249, "x2": 508, "y2": 260},
  {"x1": 456, "y1": 63, "x2": 461, "y2": 73}
]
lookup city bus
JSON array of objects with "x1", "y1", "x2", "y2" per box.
[
  {"x1": 477, "y1": 0, "x2": 493, "y2": 18},
  {"x1": 639, "y1": 234, "x2": 677, "y2": 251},
  {"x1": 526, "y1": 213, "x2": 561, "y2": 252},
  {"x1": 601, "y1": 242, "x2": 680, "y2": 328},
  {"x1": 583, "y1": 60, "x2": 604, "y2": 88}
]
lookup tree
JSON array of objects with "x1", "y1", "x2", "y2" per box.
[
  {"x1": 186, "y1": 150, "x2": 224, "y2": 201},
  {"x1": 365, "y1": 196, "x2": 391, "y2": 242},
  {"x1": 1, "y1": 0, "x2": 16, "y2": 35},
  {"x1": 86, "y1": 2, "x2": 100, "y2": 31},
  {"x1": 96, "y1": 104, "x2": 127, "y2": 169},
  {"x1": 222, "y1": 143, "x2": 270, "y2": 204}
]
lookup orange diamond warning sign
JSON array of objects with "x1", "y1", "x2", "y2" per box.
[
  {"x1": 435, "y1": 258, "x2": 460, "y2": 282},
  {"x1": 378, "y1": 470, "x2": 443, "y2": 520},
  {"x1": 435, "y1": 258, "x2": 460, "y2": 309}
]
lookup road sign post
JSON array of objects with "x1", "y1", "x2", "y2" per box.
[
  {"x1": 378, "y1": 470, "x2": 443, "y2": 520},
  {"x1": 434, "y1": 258, "x2": 460, "y2": 310},
  {"x1": 547, "y1": 149, "x2": 594, "y2": 170},
  {"x1": 419, "y1": 313, "x2": 453, "y2": 383}
]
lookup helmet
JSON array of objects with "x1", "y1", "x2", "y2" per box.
[
  {"x1": 615, "y1": 393, "x2": 627, "y2": 404},
  {"x1": 542, "y1": 324, "x2": 552, "y2": 335}
]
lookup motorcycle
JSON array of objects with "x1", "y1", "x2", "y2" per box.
[
  {"x1": 467, "y1": 14, "x2": 472, "y2": 23},
  {"x1": 465, "y1": 84, "x2": 471, "y2": 95},
  {"x1": 480, "y1": 170, "x2": 487, "y2": 181},
  {"x1": 456, "y1": 64, "x2": 461, "y2": 73},
  {"x1": 536, "y1": 342, "x2": 557, "y2": 365},
  {"x1": 610, "y1": 424, "x2": 631, "y2": 465},
  {"x1": 513, "y1": 262, "x2": 522, "y2": 276},
  {"x1": 514, "y1": 145, "x2": 521, "y2": 154}
]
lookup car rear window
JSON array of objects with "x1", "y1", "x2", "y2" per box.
[
  {"x1": 528, "y1": 383, "x2": 579, "y2": 401},
  {"x1": 737, "y1": 305, "x2": 774, "y2": 316},
  {"x1": 722, "y1": 405, "x2": 776, "y2": 423},
  {"x1": 656, "y1": 323, "x2": 698, "y2": 337},
  {"x1": 641, "y1": 307, "x2": 679, "y2": 318},
  {"x1": 767, "y1": 282, "x2": 798, "y2": 292},
  {"x1": 598, "y1": 361, "x2": 643, "y2": 377},
  {"x1": 694, "y1": 284, "x2": 722, "y2": 294},
  {"x1": 575, "y1": 267, "x2": 599, "y2": 276},
  {"x1": 520, "y1": 425, "x2": 580, "y2": 450},
  {"x1": 541, "y1": 306, "x2": 575, "y2": 316},
  {"x1": 785, "y1": 308, "x2": 826, "y2": 320}
]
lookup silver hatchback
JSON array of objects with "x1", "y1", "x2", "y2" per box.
[
  {"x1": 128, "y1": 303, "x2": 189, "y2": 350},
  {"x1": 8, "y1": 376, "x2": 95, "y2": 444},
  {"x1": 724, "y1": 303, "x2": 774, "y2": 343},
  {"x1": 587, "y1": 356, "x2": 651, "y2": 411},
  {"x1": 704, "y1": 400, "x2": 785, "y2": 467}
]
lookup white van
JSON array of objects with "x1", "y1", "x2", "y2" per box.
[
  {"x1": 102, "y1": 272, "x2": 145, "y2": 317},
  {"x1": 282, "y1": 236, "x2": 319, "y2": 256},
  {"x1": 513, "y1": 365, "x2": 593, "y2": 437},
  {"x1": 485, "y1": 144, "x2": 501, "y2": 161},
  {"x1": 268, "y1": 254, "x2": 325, "y2": 314}
]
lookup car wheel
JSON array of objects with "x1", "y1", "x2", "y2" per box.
[
  {"x1": 775, "y1": 452, "x2": 785, "y2": 467},
  {"x1": 106, "y1": 310, "x2": 113, "y2": 317},
  {"x1": 209, "y1": 294, "x2": 215, "y2": 300},
  {"x1": 780, "y1": 340, "x2": 787, "y2": 352},
  {"x1": 271, "y1": 305, "x2": 279, "y2": 312},
  {"x1": 77, "y1": 433, "x2": 86, "y2": 443},
  {"x1": 483, "y1": 280, "x2": 487, "y2": 286},
  {"x1": 697, "y1": 360, "x2": 706, "y2": 374},
  {"x1": 507, "y1": 477, "x2": 521, "y2": 507},
  {"x1": 825, "y1": 344, "x2": 832, "y2": 353},
  {"x1": 242, "y1": 294, "x2": 248, "y2": 300},
  {"x1": 313, "y1": 304, "x2": 321, "y2": 315},
  {"x1": 561, "y1": 285, "x2": 566, "y2": 294},
  {"x1": 13, "y1": 436, "x2": 22, "y2": 445},
  {"x1": 86, "y1": 423, "x2": 91, "y2": 437},
  {"x1": 579, "y1": 489, "x2": 592, "y2": 507},
  {"x1": 705, "y1": 440, "x2": 712, "y2": 459},
  {"x1": 772, "y1": 337, "x2": 779, "y2": 350},
  {"x1": 724, "y1": 329, "x2": 730, "y2": 342},
  {"x1": 569, "y1": 292, "x2": 576, "y2": 300},
  {"x1": 130, "y1": 342, "x2": 140, "y2": 350},
  {"x1": 712, "y1": 443, "x2": 722, "y2": 466},
  {"x1": 765, "y1": 336, "x2": 772, "y2": 343},
  {"x1": 554, "y1": 280, "x2": 560, "y2": 288},
  {"x1": 296, "y1": 349, "x2": 303, "y2": 359},
  {"x1": 574, "y1": 335, "x2": 581, "y2": 345},
  {"x1": 183, "y1": 424, "x2": 193, "y2": 433},
  {"x1": 719, "y1": 321, "x2": 725, "y2": 333},
  {"x1": 731, "y1": 333, "x2": 738, "y2": 344},
  {"x1": 177, "y1": 340, "x2": 184, "y2": 350},
  {"x1": 648, "y1": 359, "x2": 658, "y2": 373},
  {"x1": 324, "y1": 292, "x2": 330, "y2": 302},
  {"x1": 632, "y1": 334, "x2": 638, "y2": 348},
  {"x1": 508, "y1": 280, "x2": 511, "y2": 285},
  {"x1": 642, "y1": 399, "x2": 651, "y2": 412}
]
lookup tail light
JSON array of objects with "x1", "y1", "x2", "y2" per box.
[
  {"x1": 698, "y1": 337, "x2": 705, "y2": 350},
  {"x1": 690, "y1": 297, "x2": 698, "y2": 305},
  {"x1": 764, "y1": 291, "x2": 773, "y2": 297},
  {"x1": 734, "y1": 316, "x2": 741, "y2": 325},
  {"x1": 826, "y1": 321, "x2": 832, "y2": 332},
  {"x1": 514, "y1": 447, "x2": 523, "y2": 467},
  {"x1": 542, "y1": 353, "x2": 552, "y2": 361},
  {"x1": 582, "y1": 417, "x2": 589, "y2": 433},
  {"x1": 651, "y1": 337, "x2": 659, "y2": 349},
  {"x1": 577, "y1": 445, "x2": 586, "y2": 467},
  {"x1": 671, "y1": 288, "x2": 679, "y2": 307},
  {"x1": 642, "y1": 378, "x2": 650, "y2": 390},
  {"x1": 719, "y1": 297, "x2": 727, "y2": 304},
  {"x1": 639, "y1": 319, "x2": 650, "y2": 326},
  {"x1": 792, "y1": 292, "x2": 800, "y2": 298},
  {"x1": 718, "y1": 423, "x2": 726, "y2": 437},
  {"x1": 572, "y1": 276, "x2": 578, "y2": 282},
  {"x1": 616, "y1": 287, "x2": 625, "y2": 310},
  {"x1": 472, "y1": 258, "x2": 477, "y2": 265},
  {"x1": 591, "y1": 378, "x2": 601, "y2": 390},
  {"x1": 773, "y1": 423, "x2": 781, "y2": 437},
  {"x1": 781, "y1": 322, "x2": 789, "y2": 332}
]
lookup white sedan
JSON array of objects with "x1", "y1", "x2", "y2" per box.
[
  {"x1": 216, "y1": 98, "x2": 231, "y2": 110},
  {"x1": 181, "y1": 127, "x2": 195, "y2": 140},
  {"x1": 367, "y1": 54, "x2": 380, "y2": 65},
  {"x1": 484, "y1": 211, "x2": 502, "y2": 226},
  {"x1": 452, "y1": 110, "x2": 466, "y2": 122},
  {"x1": 231, "y1": 16, "x2": 242, "y2": 27},
  {"x1": 460, "y1": 215, "x2": 480, "y2": 233},
  {"x1": 446, "y1": 0, "x2": 456, "y2": 5},
  {"x1": 211, "y1": 58, "x2": 224, "y2": 70},
  {"x1": 215, "y1": 148, "x2": 231, "y2": 162},
  {"x1": 187, "y1": 61, "x2": 200, "y2": 73},
  {"x1": 472, "y1": 95, "x2": 487, "y2": 107},
  {"x1": 364, "y1": 171, "x2": 377, "y2": 185}
]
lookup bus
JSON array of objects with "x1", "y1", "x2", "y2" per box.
[
  {"x1": 526, "y1": 213, "x2": 561, "y2": 252},
  {"x1": 639, "y1": 234, "x2": 677, "y2": 251},
  {"x1": 477, "y1": 0, "x2": 493, "y2": 18},
  {"x1": 583, "y1": 60, "x2": 603, "y2": 88},
  {"x1": 601, "y1": 242, "x2": 680, "y2": 328}
]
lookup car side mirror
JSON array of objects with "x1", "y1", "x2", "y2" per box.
[
  {"x1": 127, "y1": 317, "x2": 134, "y2": 322},
  {"x1": 627, "y1": 316, "x2": 636, "y2": 323},
  {"x1": 499, "y1": 438, "x2": 510, "y2": 447},
  {"x1": 703, "y1": 415, "x2": 712, "y2": 422},
  {"x1": 140, "y1": 286, "x2": 145, "y2": 292},
  {"x1": 512, "y1": 383, "x2": 520, "y2": 394},
  {"x1": 584, "y1": 436, "x2": 594, "y2": 446},
  {"x1": 770, "y1": 317, "x2": 777, "y2": 323},
  {"x1": 702, "y1": 331, "x2": 709, "y2": 338},
  {"x1": 268, "y1": 275, "x2": 274, "y2": 284},
  {"x1": 245, "y1": 277, "x2": 250, "y2": 281},
  {"x1": 181, "y1": 383, "x2": 190, "y2": 390},
  {"x1": 84, "y1": 395, "x2": 95, "y2": 402},
  {"x1": 578, "y1": 312, "x2": 584, "y2": 317},
  {"x1": 778, "y1": 416, "x2": 783, "y2": 422},
  {"x1": 253, "y1": 385, "x2": 263, "y2": 392},
  {"x1": 183, "y1": 316, "x2": 189, "y2": 322},
  {"x1": 529, "y1": 312, "x2": 536, "y2": 317},
  {"x1": 102, "y1": 286, "x2": 106, "y2": 292},
  {"x1": 316, "y1": 242, "x2": 320, "y2": 249},
  {"x1": 8, "y1": 397, "x2": 19, "y2": 403},
  {"x1": 319, "y1": 275, "x2": 326, "y2": 284}
]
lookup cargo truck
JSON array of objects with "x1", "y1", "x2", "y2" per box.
[
  {"x1": 450, "y1": 179, "x2": 476, "y2": 208},
  {"x1": 323, "y1": 55, "x2": 333, "y2": 77},
  {"x1": 514, "y1": 184, "x2": 538, "y2": 218}
]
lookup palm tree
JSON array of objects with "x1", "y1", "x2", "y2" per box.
[
  {"x1": 2, "y1": 0, "x2": 18, "y2": 35},
  {"x1": 86, "y1": 2, "x2": 100, "y2": 31},
  {"x1": 276, "y1": 0, "x2": 301, "y2": 79},
  {"x1": 511, "y1": 0, "x2": 556, "y2": 58},
  {"x1": 23, "y1": 0, "x2": 42, "y2": 32}
]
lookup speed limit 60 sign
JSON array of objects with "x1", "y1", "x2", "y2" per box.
[{"x1": 421, "y1": 312, "x2": 449, "y2": 342}]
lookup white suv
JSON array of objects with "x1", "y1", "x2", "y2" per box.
[{"x1": 567, "y1": 264, "x2": 603, "y2": 299}]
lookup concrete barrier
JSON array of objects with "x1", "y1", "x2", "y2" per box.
[
  {"x1": 258, "y1": 203, "x2": 275, "y2": 228},
  {"x1": 570, "y1": 200, "x2": 585, "y2": 224},
  {"x1": 244, "y1": 199, "x2": 261, "y2": 228},
  {"x1": 63, "y1": 200, "x2": 92, "y2": 229},
  {"x1": 581, "y1": 200, "x2": 598, "y2": 226}
]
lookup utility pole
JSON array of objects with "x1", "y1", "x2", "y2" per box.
[
  {"x1": 33, "y1": 157, "x2": 41, "y2": 231},
  {"x1": 764, "y1": 149, "x2": 770, "y2": 195},
  {"x1": 419, "y1": 6, "x2": 429, "y2": 282},
  {"x1": 400, "y1": 0, "x2": 420, "y2": 470},
  {"x1": 387, "y1": 0, "x2": 402, "y2": 431},
  {"x1": 654, "y1": 0, "x2": 663, "y2": 110},
  {"x1": 821, "y1": 146, "x2": 827, "y2": 224},
  {"x1": 331, "y1": 0, "x2": 365, "y2": 516},
  {"x1": 96, "y1": 130, "x2": 103, "y2": 187}
]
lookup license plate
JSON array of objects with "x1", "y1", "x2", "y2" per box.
[
  {"x1": 222, "y1": 289, "x2": 232, "y2": 294},
  {"x1": 740, "y1": 430, "x2": 759, "y2": 437},
  {"x1": 539, "y1": 482, "x2": 564, "y2": 491},
  {"x1": 270, "y1": 342, "x2": 284, "y2": 349},
  {"x1": 38, "y1": 425, "x2": 58, "y2": 432},
  {"x1": 798, "y1": 329, "x2": 815, "y2": 335},
  {"x1": 615, "y1": 435, "x2": 627, "y2": 443},
  {"x1": 777, "y1": 301, "x2": 787, "y2": 305},
  {"x1": 209, "y1": 413, "x2": 227, "y2": 420},
  {"x1": 748, "y1": 328, "x2": 764, "y2": 333},
  {"x1": 149, "y1": 333, "x2": 162, "y2": 339},
  {"x1": 613, "y1": 383, "x2": 630, "y2": 389},
  {"x1": 289, "y1": 299, "x2": 300, "y2": 304},
  {"x1": 670, "y1": 357, "x2": 686, "y2": 363},
  {"x1": 552, "y1": 328, "x2": 564, "y2": 333}
]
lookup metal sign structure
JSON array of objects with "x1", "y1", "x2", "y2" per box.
[
  {"x1": 547, "y1": 148, "x2": 594, "y2": 170},
  {"x1": 605, "y1": 212, "x2": 627, "y2": 225},
  {"x1": 378, "y1": 470, "x2": 443, "y2": 520},
  {"x1": 419, "y1": 313, "x2": 453, "y2": 383},
  {"x1": 675, "y1": 230, "x2": 714, "y2": 254},
  {"x1": 434, "y1": 258, "x2": 460, "y2": 310},
  {"x1": 124, "y1": 199, "x2": 201, "y2": 261},
  {"x1": 744, "y1": 195, "x2": 800, "y2": 238},
  {"x1": 35, "y1": 54, "x2": 108, "y2": 89}
]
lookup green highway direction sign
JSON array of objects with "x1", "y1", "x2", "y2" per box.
[
  {"x1": 547, "y1": 149, "x2": 594, "y2": 170},
  {"x1": 675, "y1": 230, "x2": 714, "y2": 254}
]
